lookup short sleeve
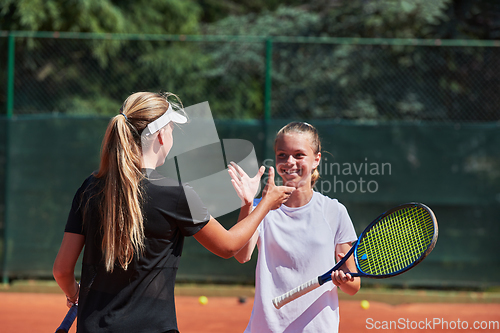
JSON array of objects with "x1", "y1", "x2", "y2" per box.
[
  {"x1": 64, "y1": 182, "x2": 86, "y2": 235},
  {"x1": 175, "y1": 183, "x2": 210, "y2": 236},
  {"x1": 335, "y1": 202, "x2": 357, "y2": 245}
]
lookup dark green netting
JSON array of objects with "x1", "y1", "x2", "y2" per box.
[{"x1": 2, "y1": 116, "x2": 498, "y2": 288}]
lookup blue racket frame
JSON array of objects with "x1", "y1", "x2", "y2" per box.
[{"x1": 318, "y1": 202, "x2": 438, "y2": 285}]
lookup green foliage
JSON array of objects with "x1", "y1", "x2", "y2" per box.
[
  {"x1": 440, "y1": 0, "x2": 500, "y2": 39},
  {"x1": 0, "y1": 0, "x2": 205, "y2": 115},
  {"x1": 318, "y1": 0, "x2": 451, "y2": 38},
  {"x1": 202, "y1": 7, "x2": 322, "y2": 118},
  {"x1": 123, "y1": 0, "x2": 201, "y2": 35},
  {"x1": 197, "y1": 0, "x2": 304, "y2": 23},
  {"x1": 0, "y1": 0, "x2": 122, "y2": 32},
  {"x1": 207, "y1": 6, "x2": 320, "y2": 36},
  {"x1": 201, "y1": 0, "x2": 499, "y2": 121},
  {"x1": 0, "y1": 0, "x2": 201, "y2": 33},
  {"x1": 1, "y1": 0, "x2": 499, "y2": 120}
]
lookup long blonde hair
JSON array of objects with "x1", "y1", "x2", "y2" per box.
[
  {"x1": 274, "y1": 122, "x2": 322, "y2": 187},
  {"x1": 94, "y1": 92, "x2": 183, "y2": 272}
]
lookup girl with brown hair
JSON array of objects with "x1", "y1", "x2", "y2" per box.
[
  {"x1": 230, "y1": 121, "x2": 360, "y2": 333},
  {"x1": 53, "y1": 92, "x2": 294, "y2": 333}
]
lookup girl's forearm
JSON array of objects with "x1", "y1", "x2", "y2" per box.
[
  {"x1": 233, "y1": 202, "x2": 258, "y2": 263},
  {"x1": 195, "y1": 196, "x2": 273, "y2": 258},
  {"x1": 225, "y1": 196, "x2": 271, "y2": 244},
  {"x1": 237, "y1": 202, "x2": 253, "y2": 222},
  {"x1": 53, "y1": 233, "x2": 85, "y2": 302}
]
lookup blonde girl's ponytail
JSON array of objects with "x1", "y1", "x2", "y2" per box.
[{"x1": 94, "y1": 92, "x2": 182, "y2": 272}]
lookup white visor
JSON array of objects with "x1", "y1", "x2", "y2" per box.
[{"x1": 144, "y1": 103, "x2": 187, "y2": 136}]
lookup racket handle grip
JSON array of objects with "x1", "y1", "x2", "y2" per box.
[
  {"x1": 55, "y1": 304, "x2": 77, "y2": 333},
  {"x1": 319, "y1": 271, "x2": 361, "y2": 284},
  {"x1": 272, "y1": 277, "x2": 320, "y2": 309}
]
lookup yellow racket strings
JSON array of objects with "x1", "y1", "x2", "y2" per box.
[{"x1": 356, "y1": 206, "x2": 435, "y2": 276}]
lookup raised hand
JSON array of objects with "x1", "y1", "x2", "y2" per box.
[
  {"x1": 228, "y1": 161, "x2": 265, "y2": 205},
  {"x1": 261, "y1": 167, "x2": 294, "y2": 210}
]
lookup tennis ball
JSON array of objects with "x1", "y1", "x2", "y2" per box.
[
  {"x1": 198, "y1": 295, "x2": 208, "y2": 305},
  {"x1": 360, "y1": 300, "x2": 370, "y2": 310}
]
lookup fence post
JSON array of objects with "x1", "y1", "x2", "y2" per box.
[
  {"x1": 6, "y1": 33, "x2": 15, "y2": 118},
  {"x1": 2, "y1": 33, "x2": 15, "y2": 284},
  {"x1": 264, "y1": 38, "x2": 272, "y2": 123},
  {"x1": 262, "y1": 38, "x2": 273, "y2": 166}
]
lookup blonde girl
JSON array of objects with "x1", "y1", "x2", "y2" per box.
[
  {"x1": 230, "y1": 121, "x2": 360, "y2": 333},
  {"x1": 53, "y1": 92, "x2": 294, "y2": 333}
]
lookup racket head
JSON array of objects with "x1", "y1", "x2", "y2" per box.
[{"x1": 353, "y1": 202, "x2": 438, "y2": 278}]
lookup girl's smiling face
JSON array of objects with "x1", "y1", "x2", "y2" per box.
[{"x1": 275, "y1": 133, "x2": 321, "y2": 188}]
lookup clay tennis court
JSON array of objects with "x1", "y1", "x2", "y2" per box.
[{"x1": 1, "y1": 282, "x2": 499, "y2": 333}]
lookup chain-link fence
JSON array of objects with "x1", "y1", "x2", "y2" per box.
[
  {"x1": 1, "y1": 31, "x2": 500, "y2": 121},
  {"x1": 1, "y1": 32, "x2": 499, "y2": 287}
]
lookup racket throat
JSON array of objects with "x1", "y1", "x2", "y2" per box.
[{"x1": 319, "y1": 242, "x2": 357, "y2": 284}]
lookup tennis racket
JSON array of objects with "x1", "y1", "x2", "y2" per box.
[
  {"x1": 55, "y1": 304, "x2": 77, "y2": 333},
  {"x1": 272, "y1": 202, "x2": 438, "y2": 309}
]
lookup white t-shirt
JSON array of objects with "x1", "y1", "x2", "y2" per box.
[{"x1": 245, "y1": 192, "x2": 357, "y2": 333}]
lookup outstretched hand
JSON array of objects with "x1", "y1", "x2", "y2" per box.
[
  {"x1": 228, "y1": 162, "x2": 265, "y2": 205},
  {"x1": 261, "y1": 166, "x2": 295, "y2": 210}
]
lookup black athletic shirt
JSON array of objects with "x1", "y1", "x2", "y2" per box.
[{"x1": 64, "y1": 169, "x2": 210, "y2": 333}]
